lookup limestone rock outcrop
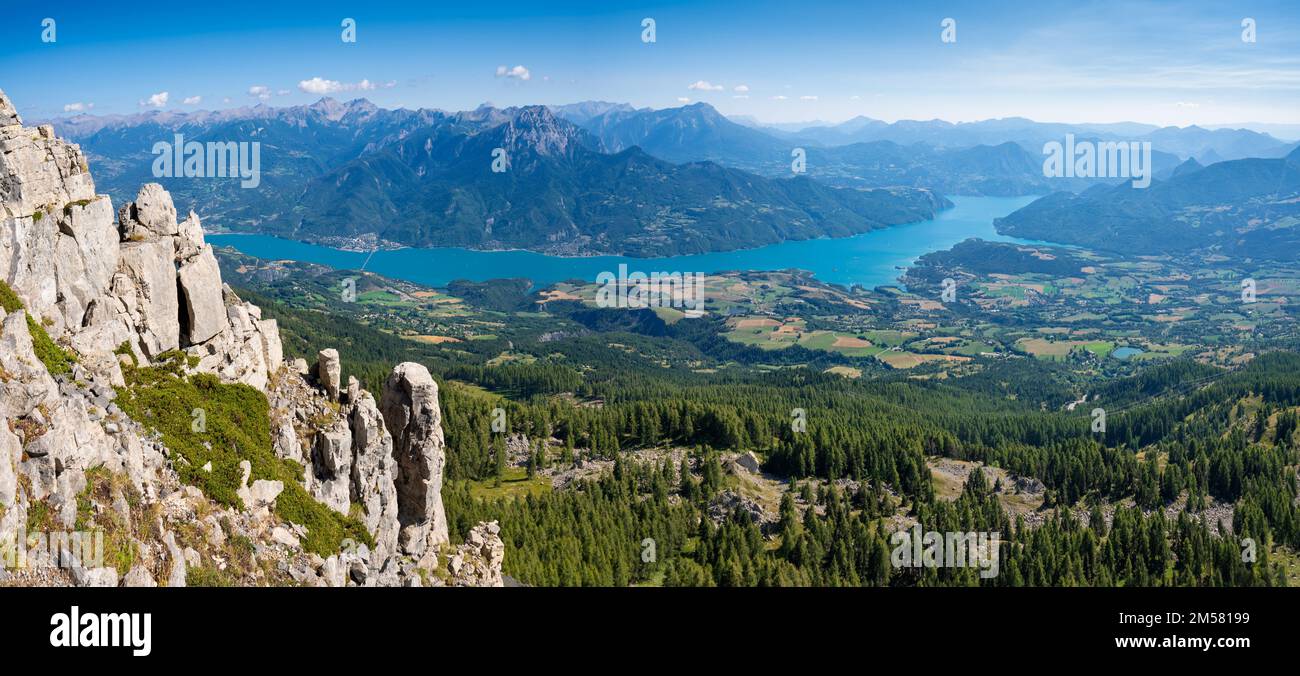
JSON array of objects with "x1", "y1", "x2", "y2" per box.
[
  {"x1": 448, "y1": 521, "x2": 505, "y2": 587},
  {"x1": 380, "y1": 362, "x2": 450, "y2": 558},
  {"x1": 0, "y1": 88, "x2": 501, "y2": 588},
  {"x1": 315, "y1": 348, "x2": 340, "y2": 401},
  {"x1": 0, "y1": 87, "x2": 281, "y2": 387},
  {"x1": 308, "y1": 417, "x2": 352, "y2": 515},
  {"x1": 349, "y1": 392, "x2": 401, "y2": 559},
  {"x1": 177, "y1": 247, "x2": 225, "y2": 345}
]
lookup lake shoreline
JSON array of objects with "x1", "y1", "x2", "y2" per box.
[{"x1": 210, "y1": 195, "x2": 1051, "y2": 291}]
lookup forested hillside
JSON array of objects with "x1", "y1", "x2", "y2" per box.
[{"x1": 241, "y1": 283, "x2": 1300, "y2": 587}]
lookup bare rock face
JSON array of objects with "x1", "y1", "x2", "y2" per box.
[
  {"x1": 448, "y1": 521, "x2": 505, "y2": 587},
  {"x1": 117, "y1": 238, "x2": 180, "y2": 357},
  {"x1": 185, "y1": 285, "x2": 283, "y2": 391},
  {"x1": 0, "y1": 310, "x2": 58, "y2": 420},
  {"x1": 315, "y1": 348, "x2": 341, "y2": 400},
  {"x1": 0, "y1": 423, "x2": 20, "y2": 509},
  {"x1": 380, "y1": 362, "x2": 449, "y2": 556},
  {"x1": 273, "y1": 417, "x2": 302, "y2": 462},
  {"x1": 0, "y1": 105, "x2": 284, "y2": 386},
  {"x1": 0, "y1": 90, "x2": 501, "y2": 588},
  {"x1": 309, "y1": 418, "x2": 352, "y2": 515},
  {"x1": 0, "y1": 89, "x2": 19, "y2": 127},
  {"x1": 122, "y1": 182, "x2": 178, "y2": 240},
  {"x1": 177, "y1": 246, "x2": 225, "y2": 345},
  {"x1": 0, "y1": 107, "x2": 94, "y2": 220},
  {"x1": 349, "y1": 392, "x2": 401, "y2": 559}
]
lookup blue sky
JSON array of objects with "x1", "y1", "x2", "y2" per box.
[{"x1": 2, "y1": 0, "x2": 1298, "y2": 128}]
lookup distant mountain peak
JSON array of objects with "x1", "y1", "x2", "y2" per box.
[
  {"x1": 1171, "y1": 157, "x2": 1204, "y2": 177},
  {"x1": 492, "y1": 105, "x2": 590, "y2": 156}
]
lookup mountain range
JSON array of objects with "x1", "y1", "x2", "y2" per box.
[
  {"x1": 47, "y1": 98, "x2": 1299, "y2": 257},
  {"x1": 559, "y1": 103, "x2": 1278, "y2": 193},
  {"x1": 994, "y1": 145, "x2": 1300, "y2": 258},
  {"x1": 52, "y1": 100, "x2": 947, "y2": 257},
  {"x1": 740, "y1": 113, "x2": 1299, "y2": 161}
]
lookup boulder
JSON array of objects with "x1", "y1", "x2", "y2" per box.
[
  {"x1": 315, "y1": 348, "x2": 341, "y2": 400},
  {"x1": 310, "y1": 418, "x2": 352, "y2": 515},
  {"x1": 272, "y1": 418, "x2": 301, "y2": 462},
  {"x1": 123, "y1": 564, "x2": 157, "y2": 588},
  {"x1": 120, "y1": 183, "x2": 179, "y2": 239},
  {"x1": 448, "y1": 521, "x2": 505, "y2": 587},
  {"x1": 735, "y1": 451, "x2": 761, "y2": 474}
]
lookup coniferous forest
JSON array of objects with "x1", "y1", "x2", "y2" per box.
[{"x1": 245, "y1": 286, "x2": 1300, "y2": 588}]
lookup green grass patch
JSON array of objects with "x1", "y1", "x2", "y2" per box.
[
  {"x1": 468, "y1": 466, "x2": 552, "y2": 502},
  {"x1": 0, "y1": 280, "x2": 23, "y2": 313},
  {"x1": 114, "y1": 354, "x2": 373, "y2": 556},
  {"x1": 26, "y1": 314, "x2": 76, "y2": 376},
  {"x1": 0, "y1": 280, "x2": 77, "y2": 375}
]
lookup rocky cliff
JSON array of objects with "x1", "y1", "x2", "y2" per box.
[{"x1": 0, "y1": 88, "x2": 501, "y2": 587}]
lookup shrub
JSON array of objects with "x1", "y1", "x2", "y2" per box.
[
  {"x1": 0, "y1": 281, "x2": 77, "y2": 376},
  {"x1": 0, "y1": 280, "x2": 22, "y2": 313},
  {"x1": 26, "y1": 314, "x2": 75, "y2": 376}
]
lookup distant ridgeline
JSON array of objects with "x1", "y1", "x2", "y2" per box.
[
  {"x1": 53, "y1": 100, "x2": 947, "y2": 258},
  {"x1": 995, "y1": 146, "x2": 1300, "y2": 259},
  {"x1": 908, "y1": 238, "x2": 1090, "y2": 282}
]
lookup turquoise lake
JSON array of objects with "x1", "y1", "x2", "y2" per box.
[{"x1": 209, "y1": 195, "x2": 1042, "y2": 290}]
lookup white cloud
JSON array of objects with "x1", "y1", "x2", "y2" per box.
[
  {"x1": 732, "y1": 95, "x2": 749, "y2": 100},
  {"x1": 800, "y1": 95, "x2": 818, "y2": 101},
  {"x1": 276, "y1": 89, "x2": 290, "y2": 96},
  {"x1": 138, "y1": 92, "x2": 169, "y2": 108},
  {"x1": 248, "y1": 85, "x2": 272, "y2": 100},
  {"x1": 688, "y1": 80, "x2": 724, "y2": 91},
  {"x1": 733, "y1": 84, "x2": 750, "y2": 93},
  {"x1": 223, "y1": 97, "x2": 232, "y2": 104},
  {"x1": 676, "y1": 97, "x2": 691, "y2": 103},
  {"x1": 182, "y1": 95, "x2": 202, "y2": 105},
  {"x1": 771, "y1": 95, "x2": 788, "y2": 101},
  {"x1": 849, "y1": 95, "x2": 862, "y2": 101},
  {"x1": 495, "y1": 65, "x2": 531, "y2": 81},
  {"x1": 297, "y1": 77, "x2": 395, "y2": 95},
  {"x1": 63, "y1": 102, "x2": 93, "y2": 112},
  {"x1": 1175, "y1": 101, "x2": 1201, "y2": 109}
]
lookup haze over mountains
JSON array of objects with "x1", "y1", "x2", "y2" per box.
[
  {"x1": 995, "y1": 145, "x2": 1300, "y2": 259},
  {"x1": 51, "y1": 99, "x2": 946, "y2": 256},
  {"x1": 48, "y1": 98, "x2": 1299, "y2": 258}
]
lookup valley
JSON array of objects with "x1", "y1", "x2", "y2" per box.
[{"x1": 214, "y1": 207, "x2": 1300, "y2": 586}]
